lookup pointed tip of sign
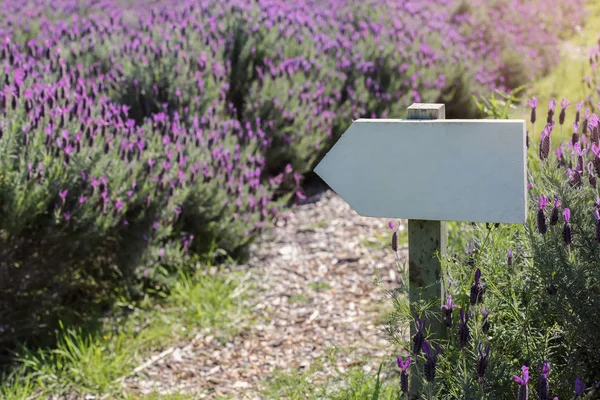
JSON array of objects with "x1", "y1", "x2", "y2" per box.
[{"x1": 313, "y1": 158, "x2": 326, "y2": 178}]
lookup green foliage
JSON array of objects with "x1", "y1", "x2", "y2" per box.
[
  {"x1": 308, "y1": 280, "x2": 332, "y2": 292},
  {"x1": 474, "y1": 85, "x2": 526, "y2": 119},
  {"x1": 369, "y1": 363, "x2": 383, "y2": 400}
]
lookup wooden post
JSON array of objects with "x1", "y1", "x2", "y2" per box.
[{"x1": 406, "y1": 103, "x2": 447, "y2": 399}]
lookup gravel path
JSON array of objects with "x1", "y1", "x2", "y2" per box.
[{"x1": 123, "y1": 189, "x2": 408, "y2": 398}]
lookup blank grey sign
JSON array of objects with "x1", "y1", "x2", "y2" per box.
[{"x1": 314, "y1": 119, "x2": 527, "y2": 223}]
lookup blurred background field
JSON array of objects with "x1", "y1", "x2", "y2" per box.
[{"x1": 0, "y1": 0, "x2": 599, "y2": 398}]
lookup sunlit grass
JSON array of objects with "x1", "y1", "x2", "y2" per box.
[
  {"x1": 0, "y1": 268, "x2": 249, "y2": 398},
  {"x1": 261, "y1": 347, "x2": 398, "y2": 400}
]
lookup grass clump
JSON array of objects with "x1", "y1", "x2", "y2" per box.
[
  {"x1": 262, "y1": 347, "x2": 398, "y2": 400},
  {"x1": 0, "y1": 267, "x2": 249, "y2": 398}
]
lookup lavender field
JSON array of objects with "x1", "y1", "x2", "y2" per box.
[{"x1": 0, "y1": 0, "x2": 598, "y2": 398}]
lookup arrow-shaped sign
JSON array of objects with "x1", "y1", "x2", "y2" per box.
[{"x1": 315, "y1": 117, "x2": 527, "y2": 223}]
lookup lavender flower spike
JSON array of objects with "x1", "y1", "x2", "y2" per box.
[
  {"x1": 514, "y1": 365, "x2": 530, "y2": 385},
  {"x1": 576, "y1": 100, "x2": 584, "y2": 124},
  {"x1": 476, "y1": 342, "x2": 491, "y2": 378},
  {"x1": 575, "y1": 376, "x2": 585, "y2": 398},
  {"x1": 458, "y1": 309, "x2": 470, "y2": 348},
  {"x1": 59, "y1": 189, "x2": 68, "y2": 206},
  {"x1": 588, "y1": 161, "x2": 597, "y2": 188},
  {"x1": 441, "y1": 295, "x2": 458, "y2": 327},
  {"x1": 537, "y1": 361, "x2": 550, "y2": 400},
  {"x1": 527, "y1": 97, "x2": 538, "y2": 109},
  {"x1": 514, "y1": 365, "x2": 530, "y2": 400},
  {"x1": 527, "y1": 97, "x2": 538, "y2": 125},
  {"x1": 594, "y1": 209, "x2": 600, "y2": 243},
  {"x1": 389, "y1": 220, "x2": 399, "y2": 252},
  {"x1": 481, "y1": 306, "x2": 491, "y2": 333},
  {"x1": 550, "y1": 196, "x2": 561, "y2": 226},
  {"x1": 537, "y1": 195, "x2": 549, "y2": 234},
  {"x1": 412, "y1": 317, "x2": 425, "y2": 355},
  {"x1": 397, "y1": 356, "x2": 411, "y2": 394},
  {"x1": 563, "y1": 208, "x2": 573, "y2": 245},
  {"x1": 547, "y1": 98, "x2": 556, "y2": 124},
  {"x1": 470, "y1": 268, "x2": 484, "y2": 305},
  {"x1": 559, "y1": 98, "x2": 570, "y2": 126},
  {"x1": 507, "y1": 248, "x2": 513, "y2": 266},
  {"x1": 539, "y1": 125, "x2": 551, "y2": 161},
  {"x1": 422, "y1": 342, "x2": 440, "y2": 383},
  {"x1": 573, "y1": 121, "x2": 580, "y2": 146},
  {"x1": 397, "y1": 356, "x2": 411, "y2": 371}
]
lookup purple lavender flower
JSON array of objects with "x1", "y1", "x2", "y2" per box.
[
  {"x1": 588, "y1": 113, "x2": 600, "y2": 127},
  {"x1": 576, "y1": 101, "x2": 584, "y2": 124},
  {"x1": 514, "y1": 365, "x2": 530, "y2": 400},
  {"x1": 476, "y1": 342, "x2": 491, "y2": 378},
  {"x1": 575, "y1": 143, "x2": 586, "y2": 172},
  {"x1": 537, "y1": 361, "x2": 550, "y2": 400},
  {"x1": 572, "y1": 121, "x2": 580, "y2": 146},
  {"x1": 547, "y1": 99, "x2": 556, "y2": 124},
  {"x1": 441, "y1": 295, "x2": 458, "y2": 327},
  {"x1": 550, "y1": 196, "x2": 561, "y2": 226},
  {"x1": 470, "y1": 268, "x2": 484, "y2": 305},
  {"x1": 481, "y1": 306, "x2": 491, "y2": 333},
  {"x1": 466, "y1": 240, "x2": 480, "y2": 267},
  {"x1": 556, "y1": 143, "x2": 566, "y2": 167},
  {"x1": 412, "y1": 317, "x2": 425, "y2": 355},
  {"x1": 588, "y1": 162, "x2": 597, "y2": 188},
  {"x1": 458, "y1": 309, "x2": 470, "y2": 348},
  {"x1": 422, "y1": 342, "x2": 440, "y2": 383},
  {"x1": 389, "y1": 220, "x2": 399, "y2": 252},
  {"x1": 559, "y1": 98, "x2": 570, "y2": 126},
  {"x1": 563, "y1": 208, "x2": 573, "y2": 245},
  {"x1": 537, "y1": 195, "x2": 549, "y2": 234},
  {"x1": 59, "y1": 189, "x2": 68, "y2": 206},
  {"x1": 568, "y1": 168, "x2": 582, "y2": 188},
  {"x1": 575, "y1": 376, "x2": 585, "y2": 398},
  {"x1": 397, "y1": 356, "x2": 411, "y2": 394},
  {"x1": 594, "y1": 209, "x2": 600, "y2": 244},
  {"x1": 590, "y1": 113, "x2": 600, "y2": 137},
  {"x1": 527, "y1": 97, "x2": 538, "y2": 125},
  {"x1": 539, "y1": 124, "x2": 552, "y2": 161},
  {"x1": 507, "y1": 248, "x2": 513, "y2": 266},
  {"x1": 593, "y1": 143, "x2": 600, "y2": 177}
]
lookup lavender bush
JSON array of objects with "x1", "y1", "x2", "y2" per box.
[
  {"x1": 0, "y1": 0, "x2": 584, "y2": 348},
  {"x1": 386, "y1": 96, "x2": 600, "y2": 399},
  {"x1": 0, "y1": 35, "x2": 292, "y2": 345},
  {"x1": 0, "y1": 0, "x2": 584, "y2": 175}
]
